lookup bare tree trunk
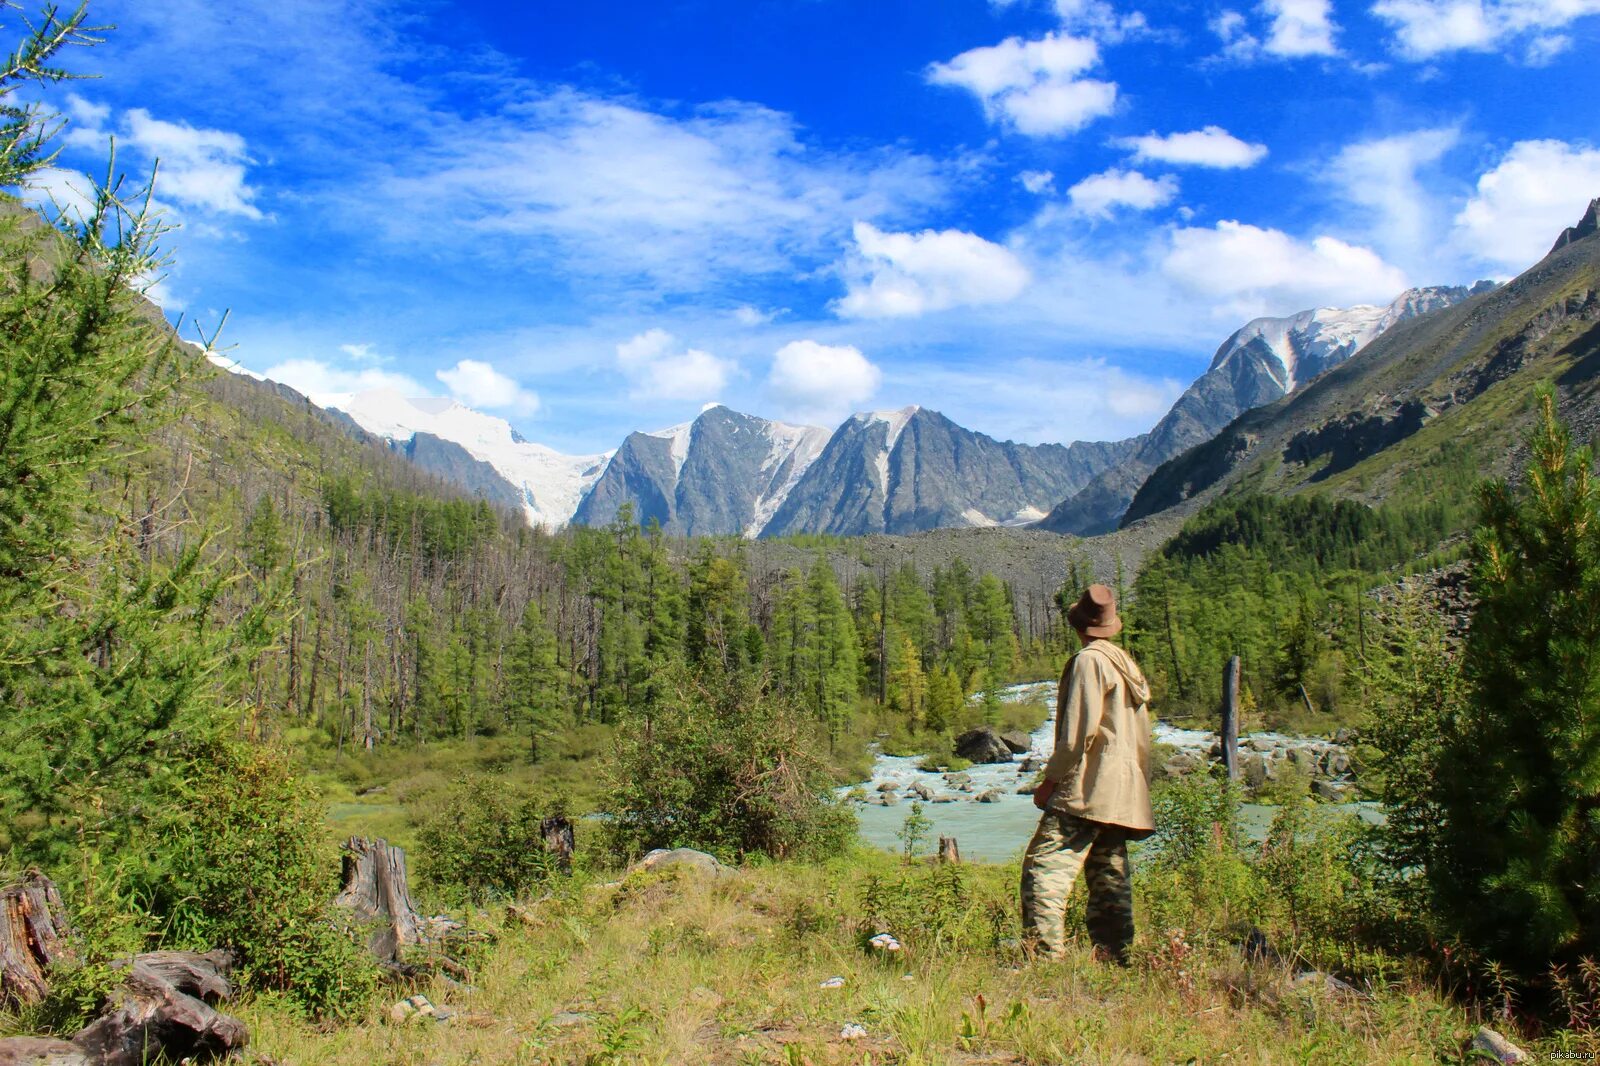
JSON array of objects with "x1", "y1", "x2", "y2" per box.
[
  {"x1": 937, "y1": 836, "x2": 961, "y2": 864},
  {"x1": 1221, "y1": 656, "x2": 1241, "y2": 781}
]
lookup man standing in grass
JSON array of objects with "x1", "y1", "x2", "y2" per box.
[{"x1": 1023, "y1": 584, "x2": 1154, "y2": 964}]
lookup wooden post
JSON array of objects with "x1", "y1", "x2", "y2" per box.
[
  {"x1": 937, "y1": 836, "x2": 961, "y2": 864},
  {"x1": 1221, "y1": 656, "x2": 1241, "y2": 781}
]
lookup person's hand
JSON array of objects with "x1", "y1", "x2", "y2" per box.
[{"x1": 1032, "y1": 778, "x2": 1057, "y2": 811}]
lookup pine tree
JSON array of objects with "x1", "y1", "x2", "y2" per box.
[
  {"x1": 0, "y1": 67, "x2": 278, "y2": 863},
  {"x1": 925, "y1": 665, "x2": 963, "y2": 734},
  {"x1": 886, "y1": 628, "x2": 925, "y2": 726},
  {"x1": 1430, "y1": 391, "x2": 1600, "y2": 977},
  {"x1": 504, "y1": 599, "x2": 565, "y2": 760}
]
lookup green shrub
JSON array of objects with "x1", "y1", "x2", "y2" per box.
[
  {"x1": 604, "y1": 663, "x2": 855, "y2": 863},
  {"x1": 415, "y1": 775, "x2": 559, "y2": 905},
  {"x1": 1139, "y1": 774, "x2": 1263, "y2": 940},
  {"x1": 157, "y1": 745, "x2": 378, "y2": 1020}
]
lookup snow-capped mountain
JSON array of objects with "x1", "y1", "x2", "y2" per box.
[
  {"x1": 761, "y1": 406, "x2": 1139, "y2": 537},
  {"x1": 1035, "y1": 281, "x2": 1496, "y2": 536},
  {"x1": 572, "y1": 404, "x2": 831, "y2": 537},
  {"x1": 315, "y1": 388, "x2": 612, "y2": 530}
]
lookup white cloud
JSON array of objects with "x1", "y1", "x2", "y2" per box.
[
  {"x1": 1066, "y1": 168, "x2": 1178, "y2": 218},
  {"x1": 21, "y1": 166, "x2": 96, "y2": 224},
  {"x1": 767, "y1": 340, "x2": 882, "y2": 422},
  {"x1": 1261, "y1": 0, "x2": 1340, "y2": 56},
  {"x1": 1117, "y1": 125, "x2": 1269, "y2": 168},
  {"x1": 1163, "y1": 220, "x2": 1410, "y2": 317},
  {"x1": 374, "y1": 93, "x2": 947, "y2": 293},
  {"x1": 1050, "y1": 0, "x2": 1151, "y2": 41},
  {"x1": 260, "y1": 358, "x2": 427, "y2": 401},
  {"x1": 990, "y1": 0, "x2": 1151, "y2": 41},
  {"x1": 927, "y1": 32, "x2": 1117, "y2": 137},
  {"x1": 1212, "y1": 8, "x2": 1261, "y2": 57},
  {"x1": 835, "y1": 221, "x2": 1032, "y2": 319},
  {"x1": 123, "y1": 109, "x2": 263, "y2": 219},
  {"x1": 1019, "y1": 169, "x2": 1056, "y2": 194},
  {"x1": 732, "y1": 305, "x2": 778, "y2": 326},
  {"x1": 1453, "y1": 140, "x2": 1600, "y2": 273},
  {"x1": 61, "y1": 100, "x2": 264, "y2": 220},
  {"x1": 436, "y1": 359, "x2": 541, "y2": 415},
  {"x1": 1326, "y1": 127, "x2": 1460, "y2": 268},
  {"x1": 615, "y1": 328, "x2": 734, "y2": 402},
  {"x1": 1371, "y1": 0, "x2": 1600, "y2": 60},
  {"x1": 339, "y1": 342, "x2": 385, "y2": 363}
]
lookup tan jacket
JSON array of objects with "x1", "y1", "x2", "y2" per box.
[{"x1": 1041, "y1": 640, "x2": 1155, "y2": 837}]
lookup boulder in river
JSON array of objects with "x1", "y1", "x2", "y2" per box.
[
  {"x1": 1313, "y1": 780, "x2": 1357, "y2": 802},
  {"x1": 999, "y1": 729, "x2": 1032, "y2": 754},
  {"x1": 975, "y1": 789, "x2": 1003, "y2": 803},
  {"x1": 954, "y1": 727, "x2": 1014, "y2": 765}
]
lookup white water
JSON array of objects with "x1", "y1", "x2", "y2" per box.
[{"x1": 842, "y1": 681, "x2": 1379, "y2": 862}]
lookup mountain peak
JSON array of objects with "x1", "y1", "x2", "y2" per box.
[
  {"x1": 1549, "y1": 196, "x2": 1600, "y2": 256},
  {"x1": 854, "y1": 405, "x2": 921, "y2": 450}
]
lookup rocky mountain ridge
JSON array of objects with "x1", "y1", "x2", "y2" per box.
[
  {"x1": 1121, "y1": 202, "x2": 1600, "y2": 529},
  {"x1": 1034, "y1": 283, "x2": 1494, "y2": 536}
]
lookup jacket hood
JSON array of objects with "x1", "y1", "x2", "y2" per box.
[{"x1": 1085, "y1": 641, "x2": 1151, "y2": 704}]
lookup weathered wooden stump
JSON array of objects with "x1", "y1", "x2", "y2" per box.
[
  {"x1": 0, "y1": 871, "x2": 76, "y2": 1008},
  {"x1": 541, "y1": 816, "x2": 575, "y2": 875},
  {"x1": 334, "y1": 837, "x2": 424, "y2": 963},
  {"x1": 937, "y1": 836, "x2": 961, "y2": 864},
  {"x1": 71, "y1": 950, "x2": 247, "y2": 1066},
  {"x1": 333, "y1": 837, "x2": 486, "y2": 979}
]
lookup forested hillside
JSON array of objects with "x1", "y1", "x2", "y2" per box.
[{"x1": 112, "y1": 332, "x2": 1075, "y2": 760}]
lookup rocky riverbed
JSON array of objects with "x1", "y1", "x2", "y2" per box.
[{"x1": 842, "y1": 681, "x2": 1375, "y2": 862}]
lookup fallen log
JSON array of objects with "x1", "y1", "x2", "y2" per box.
[
  {"x1": 0, "y1": 870, "x2": 247, "y2": 1066},
  {"x1": 0, "y1": 871, "x2": 76, "y2": 1008},
  {"x1": 71, "y1": 950, "x2": 247, "y2": 1066},
  {"x1": 0, "y1": 1036, "x2": 89, "y2": 1065}
]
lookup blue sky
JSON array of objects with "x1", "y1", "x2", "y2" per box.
[{"x1": 24, "y1": 0, "x2": 1600, "y2": 453}]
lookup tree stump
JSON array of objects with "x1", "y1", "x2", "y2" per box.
[
  {"x1": 0, "y1": 871, "x2": 76, "y2": 1008},
  {"x1": 332, "y1": 837, "x2": 486, "y2": 979},
  {"x1": 334, "y1": 837, "x2": 424, "y2": 962},
  {"x1": 71, "y1": 950, "x2": 247, "y2": 1066},
  {"x1": 541, "y1": 816, "x2": 575, "y2": 875},
  {"x1": 937, "y1": 836, "x2": 961, "y2": 864}
]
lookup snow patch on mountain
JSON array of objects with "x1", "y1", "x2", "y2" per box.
[
  {"x1": 205, "y1": 351, "x2": 266, "y2": 382},
  {"x1": 644, "y1": 419, "x2": 696, "y2": 479},
  {"x1": 320, "y1": 389, "x2": 612, "y2": 530},
  {"x1": 867, "y1": 405, "x2": 920, "y2": 451},
  {"x1": 748, "y1": 421, "x2": 831, "y2": 537},
  {"x1": 1212, "y1": 287, "x2": 1477, "y2": 395},
  {"x1": 962, "y1": 508, "x2": 997, "y2": 527}
]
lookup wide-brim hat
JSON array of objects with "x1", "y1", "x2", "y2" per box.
[{"x1": 1067, "y1": 583, "x2": 1121, "y2": 638}]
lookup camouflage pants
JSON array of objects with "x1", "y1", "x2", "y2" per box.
[{"x1": 1020, "y1": 811, "x2": 1133, "y2": 963}]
